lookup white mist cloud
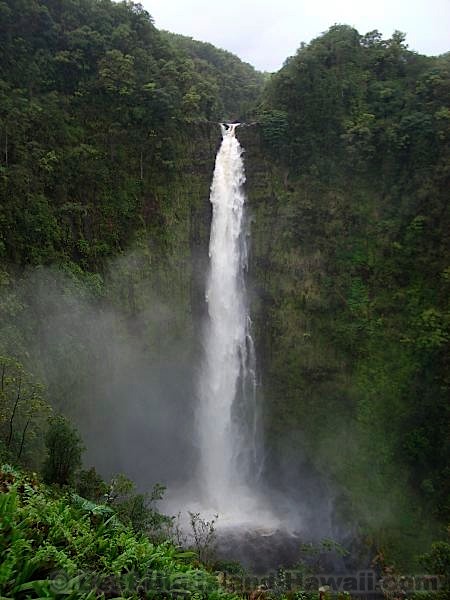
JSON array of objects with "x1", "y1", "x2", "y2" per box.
[{"x1": 142, "y1": 0, "x2": 450, "y2": 71}]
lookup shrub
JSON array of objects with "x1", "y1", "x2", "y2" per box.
[{"x1": 42, "y1": 416, "x2": 84, "y2": 486}]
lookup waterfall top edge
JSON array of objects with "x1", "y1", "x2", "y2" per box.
[{"x1": 220, "y1": 122, "x2": 241, "y2": 136}]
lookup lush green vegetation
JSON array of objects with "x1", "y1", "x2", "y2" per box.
[
  {"x1": 0, "y1": 0, "x2": 449, "y2": 592},
  {"x1": 248, "y1": 25, "x2": 450, "y2": 564},
  {"x1": 0, "y1": 465, "x2": 239, "y2": 599},
  {"x1": 0, "y1": 0, "x2": 263, "y2": 271},
  {"x1": 161, "y1": 32, "x2": 264, "y2": 120}
]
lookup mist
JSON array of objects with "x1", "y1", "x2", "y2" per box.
[
  {"x1": 2, "y1": 237, "x2": 430, "y2": 572},
  {"x1": 2, "y1": 257, "x2": 198, "y2": 490},
  {"x1": 2, "y1": 247, "x2": 354, "y2": 565}
]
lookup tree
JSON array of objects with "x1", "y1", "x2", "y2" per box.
[
  {"x1": 76, "y1": 466, "x2": 107, "y2": 501},
  {"x1": 42, "y1": 415, "x2": 84, "y2": 486},
  {"x1": 0, "y1": 356, "x2": 50, "y2": 463},
  {"x1": 105, "y1": 473, "x2": 172, "y2": 536}
]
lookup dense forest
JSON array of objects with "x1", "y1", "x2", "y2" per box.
[
  {"x1": 247, "y1": 25, "x2": 450, "y2": 563},
  {"x1": 0, "y1": 0, "x2": 449, "y2": 598}
]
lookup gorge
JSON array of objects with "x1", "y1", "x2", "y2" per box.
[{"x1": 0, "y1": 0, "x2": 449, "y2": 589}]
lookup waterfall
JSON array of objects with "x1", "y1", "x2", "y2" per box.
[{"x1": 197, "y1": 123, "x2": 260, "y2": 514}]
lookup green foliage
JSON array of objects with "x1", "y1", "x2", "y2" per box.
[
  {"x1": 258, "y1": 109, "x2": 289, "y2": 159},
  {"x1": 0, "y1": 356, "x2": 50, "y2": 466},
  {"x1": 188, "y1": 511, "x2": 218, "y2": 566},
  {"x1": 421, "y1": 540, "x2": 450, "y2": 581},
  {"x1": 0, "y1": 0, "x2": 262, "y2": 272},
  {"x1": 0, "y1": 0, "x2": 448, "y2": 574},
  {"x1": 42, "y1": 416, "x2": 84, "y2": 486},
  {"x1": 75, "y1": 467, "x2": 108, "y2": 503},
  {"x1": 105, "y1": 474, "x2": 172, "y2": 537},
  {"x1": 250, "y1": 25, "x2": 450, "y2": 565},
  {"x1": 0, "y1": 466, "x2": 239, "y2": 599},
  {"x1": 162, "y1": 32, "x2": 264, "y2": 120}
]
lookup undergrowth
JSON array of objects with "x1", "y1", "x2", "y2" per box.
[{"x1": 0, "y1": 465, "x2": 239, "y2": 599}]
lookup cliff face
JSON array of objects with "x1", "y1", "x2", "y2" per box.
[
  {"x1": 237, "y1": 112, "x2": 449, "y2": 562},
  {"x1": 235, "y1": 27, "x2": 450, "y2": 563}
]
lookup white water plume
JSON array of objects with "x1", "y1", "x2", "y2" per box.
[{"x1": 196, "y1": 123, "x2": 263, "y2": 519}]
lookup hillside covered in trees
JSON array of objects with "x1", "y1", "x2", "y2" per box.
[
  {"x1": 0, "y1": 0, "x2": 449, "y2": 597},
  {"x1": 246, "y1": 25, "x2": 450, "y2": 563}
]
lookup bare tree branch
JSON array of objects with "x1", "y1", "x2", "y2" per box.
[{"x1": 7, "y1": 377, "x2": 21, "y2": 448}]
